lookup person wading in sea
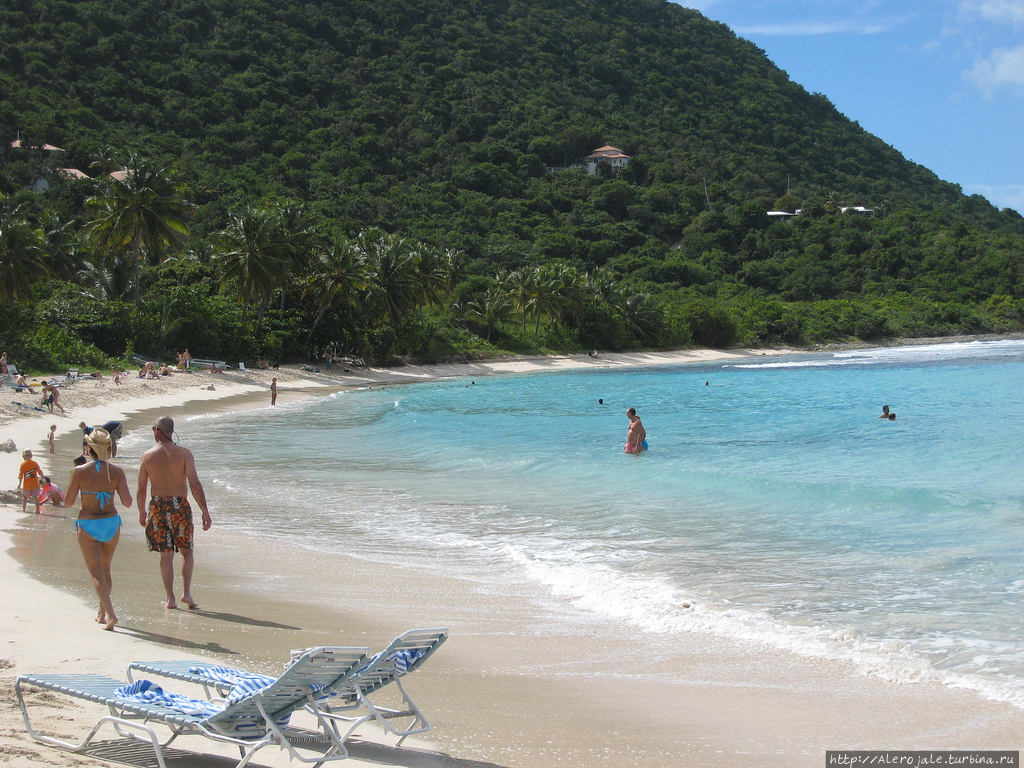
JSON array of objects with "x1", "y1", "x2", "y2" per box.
[{"x1": 624, "y1": 407, "x2": 647, "y2": 454}]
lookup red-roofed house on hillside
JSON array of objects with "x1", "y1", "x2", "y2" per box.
[
  {"x1": 584, "y1": 145, "x2": 630, "y2": 175},
  {"x1": 27, "y1": 167, "x2": 90, "y2": 193}
]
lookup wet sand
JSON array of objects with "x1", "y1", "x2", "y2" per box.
[{"x1": 9, "y1": 496, "x2": 1022, "y2": 768}]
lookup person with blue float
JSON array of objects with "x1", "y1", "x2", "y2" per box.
[{"x1": 624, "y1": 407, "x2": 648, "y2": 454}]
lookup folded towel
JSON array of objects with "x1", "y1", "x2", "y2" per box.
[
  {"x1": 114, "y1": 679, "x2": 220, "y2": 717},
  {"x1": 364, "y1": 648, "x2": 425, "y2": 677},
  {"x1": 389, "y1": 648, "x2": 425, "y2": 676}
]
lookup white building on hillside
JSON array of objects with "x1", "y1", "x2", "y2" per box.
[
  {"x1": 840, "y1": 205, "x2": 875, "y2": 217},
  {"x1": 584, "y1": 145, "x2": 630, "y2": 175}
]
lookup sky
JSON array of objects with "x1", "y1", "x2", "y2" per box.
[{"x1": 676, "y1": 0, "x2": 1024, "y2": 215}]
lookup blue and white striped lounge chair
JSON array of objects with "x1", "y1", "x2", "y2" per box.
[
  {"x1": 16, "y1": 646, "x2": 371, "y2": 768},
  {"x1": 128, "y1": 628, "x2": 449, "y2": 746}
]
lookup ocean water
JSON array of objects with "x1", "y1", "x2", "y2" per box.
[{"x1": 124, "y1": 340, "x2": 1024, "y2": 707}]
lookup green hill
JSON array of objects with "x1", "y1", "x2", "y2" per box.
[{"x1": 2, "y1": 0, "x2": 1023, "y2": 366}]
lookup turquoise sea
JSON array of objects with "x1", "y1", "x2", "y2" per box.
[{"x1": 124, "y1": 339, "x2": 1024, "y2": 707}]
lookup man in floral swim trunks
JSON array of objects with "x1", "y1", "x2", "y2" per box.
[{"x1": 137, "y1": 415, "x2": 212, "y2": 609}]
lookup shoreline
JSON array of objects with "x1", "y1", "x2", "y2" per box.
[
  {"x1": 0, "y1": 346, "x2": 770, "y2": 768},
  {"x1": 3, "y1": 342, "x2": 1023, "y2": 767}
]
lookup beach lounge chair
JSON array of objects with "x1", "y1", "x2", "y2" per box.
[
  {"x1": 128, "y1": 628, "x2": 448, "y2": 746},
  {"x1": 8, "y1": 364, "x2": 19, "y2": 376},
  {"x1": 17, "y1": 645, "x2": 371, "y2": 768},
  {"x1": 62, "y1": 368, "x2": 79, "y2": 386}
]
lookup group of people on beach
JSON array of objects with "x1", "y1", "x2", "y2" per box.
[{"x1": 18, "y1": 415, "x2": 211, "y2": 630}]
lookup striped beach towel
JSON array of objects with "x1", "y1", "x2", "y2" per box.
[
  {"x1": 190, "y1": 665, "x2": 275, "y2": 701},
  {"x1": 114, "y1": 679, "x2": 220, "y2": 717},
  {"x1": 289, "y1": 646, "x2": 425, "y2": 677}
]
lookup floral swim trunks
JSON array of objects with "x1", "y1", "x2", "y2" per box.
[{"x1": 146, "y1": 496, "x2": 194, "y2": 552}]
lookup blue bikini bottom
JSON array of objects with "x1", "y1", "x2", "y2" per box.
[{"x1": 75, "y1": 515, "x2": 122, "y2": 543}]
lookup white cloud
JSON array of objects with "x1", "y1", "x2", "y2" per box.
[
  {"x1": 734, "y1": 19, "x2": 896, "y2": 36},
  {"x1": 965, "y1": 183, "x2": 1024, "y2": 213},
  {"x1": 965, "y1": 43, "x2": 1024, "y2": 94},
  {"x1": 960, "y1": 0, "x2": 1024, "y2": 26}
]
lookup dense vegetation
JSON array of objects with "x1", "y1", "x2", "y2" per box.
[{"x1": 2, "y1": 0, "x2": 1023, "y2": 371}]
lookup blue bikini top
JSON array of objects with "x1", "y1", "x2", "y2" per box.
[
  {"x1": 82, "y1": 460, "x2": 114, "y2": 507},
  {"x1": 81, "y1": 490, "x2": 114, "y2": 508}
]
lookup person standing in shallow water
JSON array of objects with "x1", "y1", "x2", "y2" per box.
[
  {"x1": 624, "y1": 407, "x2": 647, "y2": 454},
  {"x1": 137, "y1": 416, "x2": 212, "y2": 610},
  {"x1": 65, "y1": 428, "x2": 132, "y2": 630},
  {"x1": 271, "y1": 377, "x2": 278, "y2": 406}
]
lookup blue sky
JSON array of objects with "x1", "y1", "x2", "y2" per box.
[{"x1": 677, "y1": 0, "x2": 1024, "y2": 215}]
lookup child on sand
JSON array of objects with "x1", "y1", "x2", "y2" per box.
[
  {"x1": 18, "y1": 450, "x2": 43, "y2": 514},
  {"x1": 39, "y1": 476, "x2": 66, "y2": 506},
  {"x1": 47, "y1": 424, "x2": 56, "y2": 454}
]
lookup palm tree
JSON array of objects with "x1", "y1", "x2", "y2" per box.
[
  {"x1": 0, "y1": 201, "x2": 48, "y2": 307},
  {"x1": 617, "y1": 293, "x2": 665, "y2": 344},
  {"x1": 412, "y1": 244, "x2": 446, "y2": 315},
  {"x1": 76, "y1": 258, "x2": 135, "y2": 302},
  {"x1": 272, "y1": 199, "x2": 317, "y2": 310},
  {"x1": 213, "y1": 206, "x2": 290, "y2": 335},
  {"x1": 824, "y1": 191, "x2": 842, "y2": 215},
  {"x1": 467, "y1": 287, "x2": 514, "y2": 342},
  {"x1": 42, "y1": 215, "x2": 85, "y2": 280},
  {"x1": 439, "y1": 248, "x2": 466, "y2": 300},
  {"x1": 540, "y1": 263, "x2": 586, "y2": 330},
  {"x1": 357, "y1": 229, "x2": 421, "y2": 326},
  {"x1": 501, "y1": 267, "x2": 538, "y2": 336},
  {"x1": 86, "y1": 153, "x2": 190, "y2": 305},
  {"x1": 303, "y1": 236, "x2": 367, "y2": 346},
  {"x1": 587, "y1": 267, "x2": 623, "y2": 306}
]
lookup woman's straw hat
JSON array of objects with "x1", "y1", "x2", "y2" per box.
[{"x1": 84, "y1": 428, "x2": 113, "y2": 461}]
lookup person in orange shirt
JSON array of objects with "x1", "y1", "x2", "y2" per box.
[{"x1": 18, "y1": 449, "x2": 43, "y2": 514}]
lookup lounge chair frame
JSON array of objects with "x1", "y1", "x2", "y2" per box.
[
  {"x1": 17, "y1": 646, "x2": 371, "y2": 768},
  {"x1": 128, "y1": 628, "x2": 449, "y2": 746}
]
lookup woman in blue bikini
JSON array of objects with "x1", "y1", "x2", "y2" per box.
[{"x1": 65, "y1": 428, "x2": 133, "y2": 630}]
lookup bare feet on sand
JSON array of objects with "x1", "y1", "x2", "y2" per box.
[
  {"x1": 97, "y1": 611, "x2": 118, "y2": 630},
  {"x1": 166, "y1": 596, "x2": 199, "y2": 610}
]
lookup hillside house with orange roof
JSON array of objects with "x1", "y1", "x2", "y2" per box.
[{"x1": 584, "y1": 145, "x2": 630, "y2": 175}]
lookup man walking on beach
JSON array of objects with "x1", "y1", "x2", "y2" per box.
[{"x1": 137, "y1": 416, "x2": 212, "y2": 609}]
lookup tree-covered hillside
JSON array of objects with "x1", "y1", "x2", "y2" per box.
[{"x1": 2, "y1": 0, "x2": 1023, "y2": 367}]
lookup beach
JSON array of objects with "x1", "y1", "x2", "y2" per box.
[{"x1": 2, "y1": 349, "x2": 1022, "y2": 768}]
